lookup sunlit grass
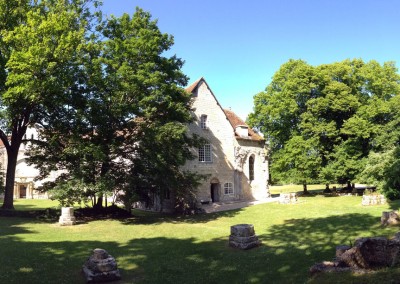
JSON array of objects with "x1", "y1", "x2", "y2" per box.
[
  {"x1": 270, "y1": 184, "x2": 342, "y2": 194},
  {"x1": 0, "y1": 198, "x2": 92, "y2": 211},
  {"x1": 1, "y1": 195, "x2": 400, "y2": 283}
]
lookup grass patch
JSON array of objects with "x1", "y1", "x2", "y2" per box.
[
  {"x1": 270, "y1": 184, "x2": 342, "y2": 195},
  {"x1": 0, "y1": 198, "x2": 61, "y2": 211},
  {"x1": 1, "y1": 196, "x2": 400, "y2": 283}
]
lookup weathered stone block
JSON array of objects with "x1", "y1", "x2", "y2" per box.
[
  {"x1": 381, "y1": 211, "x2": 400, "y2": 226},
  {"x1": 229, "y1": 224, "x2": 261, "y2": 250},
  {"x1": 59, "y1": 207, "x2": 76, "y2": 226},
  {"x1": 311, "y1": 234, "x2": 400, "y2": 275},
  {"x1": 230, "y1": 224, "x2": 255, "y2": 237},
  {"x1": 82, "y1": 248, "x2": 121, "y2": 283},
  {"x1": 335, "y1": 245, "x2": 351, "y2": 259}
]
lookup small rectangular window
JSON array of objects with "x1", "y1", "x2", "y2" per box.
[
  {"x1": 199, "y1": 144, "x2": 212, "y2": 162},
  {"x1": 224, "y1": 182, "x2": 234, "y2": 195},
  {"x1": 200, "y1": 115, "x2": 208, "y2": 129}
]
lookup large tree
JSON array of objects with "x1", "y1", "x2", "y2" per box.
[
  {"x1": 0, "y1": 0, "x2": 95, "y2": 209},
  {"x1": 248, "y1": 59, "x2": 400, "y2": 187},
  {"x1": 27, "y1": 8, "x2": 204, "y2": 212}
]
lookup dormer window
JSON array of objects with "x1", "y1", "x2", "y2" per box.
[
  {"x1": 235, "y1": 125, "x2": 248, "y2": 138},
  {"x1": 200, "y1": 115, "x2": 208, "y2": 129}
]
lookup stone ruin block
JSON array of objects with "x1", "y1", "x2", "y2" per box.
[
  {"x1": 82, "y1": 248, "x2": 121, "y2": 283},
  {"x1": 279, "y1": 193, "x2": 298, "y2": 204},
  {"x1": 361, "y1": 194, "x2": 386, "y2": 206},
  {"x1": 310, "y1": 232, "x2": 400, "y2": 275},
  {"x1": 229, "y1": 224, "x2": 261, "y2": 250},
  {"x1": 381, "y1": 211, "x2": 400, "y2": 226},
  {"x1": 59, "y1": 207, "x2": 76, "y2": 226}
]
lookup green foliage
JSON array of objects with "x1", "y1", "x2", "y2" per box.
[
  {"x1": 0, "y1": 0, "x2": 98, "y2": 209},
  {"x1": 249, "y1": 59, "x2": 400, "y2": 188},
  {"x1": 47, "y1": 178, "x2": 89, "y2": 207},
  {"x1": 271, "y1": 135, "x2": 321, "y2": 184},
  {"x1": 26, "y1": 7, "x2": 204, "y2": 212}
]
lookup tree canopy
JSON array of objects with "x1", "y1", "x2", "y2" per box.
[
  {"x1": 0, "y1": 0, "x2": 94, "y2": 209},
  {"x1": 248, "y1": 59, "x2": 400, "y2": 195},
  {"x1": 1, "y1": 1, "x2": 204, "y2": 211}
]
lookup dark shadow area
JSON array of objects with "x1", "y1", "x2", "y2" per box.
[
  {"x1": 2, "y1": 211, "x2": 397, "y2": 283},
  {"x1": 387, "y1": 199, "x2": 400, "y2": 211},
  {"x1": 122, "y1": 207, "x2": 243, "y2": 225},
  {"x1": 260, "y1": 213, "x2": 397, "y2": 283}
]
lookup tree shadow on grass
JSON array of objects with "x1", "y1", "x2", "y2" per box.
[
  {"x1": 386, "y1": 199, "x2": 400, "y2": 211},
  {"x1": 121, "y1": 208, "x2": 244, "y2": 225},
  {"x1": 1, "y1": 212, "x2": 398, "y2": 283},
  {"x1": 119, "y1": 213, "x2": 396, "y2": 283}
]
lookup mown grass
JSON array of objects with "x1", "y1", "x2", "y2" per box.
[
  {"x1": 270, "y1": 184, "x2": 343, "y2": 195},
  {"x1": 1, "y1": 196, "x2": 400, "y2": 283}
]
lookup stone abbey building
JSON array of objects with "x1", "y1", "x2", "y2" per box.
[
  {"x1": 183, "y1": 78, "x2": 270, "y2": 204},
  {"x1": 0, "y1": 77, "x2": 270, "y2": 209}
]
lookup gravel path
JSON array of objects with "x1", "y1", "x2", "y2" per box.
[{"x1": 200, "y1": 197, "x2": 279, "y2": 213}]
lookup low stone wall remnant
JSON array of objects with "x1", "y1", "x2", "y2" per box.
[
  {"x1": 279, "y1": 193, "x2": 298, "y2": 204},
  {"x1": 310, "y1": 233, "x2": 400, "y2": 275},
  {"x1": 361, "y1": 194, "x2": 386, "y2": 206}
]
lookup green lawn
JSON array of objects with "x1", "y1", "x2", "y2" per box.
[
  {"x1": 1, "y1": 196, "x2": 400, "y2": 283},
  {"x1": 270, "y1": 184, "x2": 344, "y2": 194}
]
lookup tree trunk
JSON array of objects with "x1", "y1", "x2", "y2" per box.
[
  {"x1": 94, "y1": 195, "x2": 103, "y2": 209},
  {"x1": 2, "y1": 148, "x2": 18, "y2": 209},
  {"x1": 303, "y1": 182, "x2": 308, "y2": 194}
]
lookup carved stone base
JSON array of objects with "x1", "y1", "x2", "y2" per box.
[
  {"x1": 59, "y1": 207, "x2": 76, "y2": 226},
  {"x1": 229, "y1": 224, "x2": 261, "y2": 250}
]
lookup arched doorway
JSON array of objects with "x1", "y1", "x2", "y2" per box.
[
  {"x1": 210, "y1": 178, "x2": 220, "y2": 202},
  {"x1": 19, "y1": 184, "x2": 27, "y2": 198}
]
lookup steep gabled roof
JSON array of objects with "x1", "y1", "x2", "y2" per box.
[
  {"x1": 185, "y1": 77, "x2": 203, "y2": 93},
  {"x1": 186, "y1": 77, "x2": 264, "y2": 142},
  {"x1": 224, "y1": 109, "x2": 264, "y2": 141}
]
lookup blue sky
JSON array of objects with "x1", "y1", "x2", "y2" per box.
[{"x1": 101, "y1": 0, "x2": 400, "y2": 119}]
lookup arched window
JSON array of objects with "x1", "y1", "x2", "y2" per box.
[{"x1": 249, "y1": 156, "x2": 254, "y2": 181}]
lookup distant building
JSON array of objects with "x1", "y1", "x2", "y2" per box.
[{"x1": 0, "y1": 126, "x2": 52, "y2": 199}]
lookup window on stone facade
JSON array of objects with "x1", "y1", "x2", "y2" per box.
[
  {"x1": 198, "y1": 144, "x2": 212, "y2": 162},
  {"x1": 224, "y1": 182, "x2": 234, "y2": 195},
  {"x1": 249, "y1": 156, "x2": 255, "y2": 181},
  {"x1": 200, "y1": 114, "x2": 208, "y2": 129}
]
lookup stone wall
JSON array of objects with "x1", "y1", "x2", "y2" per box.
[
  {"x1": 361, "y1": 194, "x2": 386, "y2": 206},
  {"x1": 183, "y1": 81, "x2": 238, "y2": 203}
]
